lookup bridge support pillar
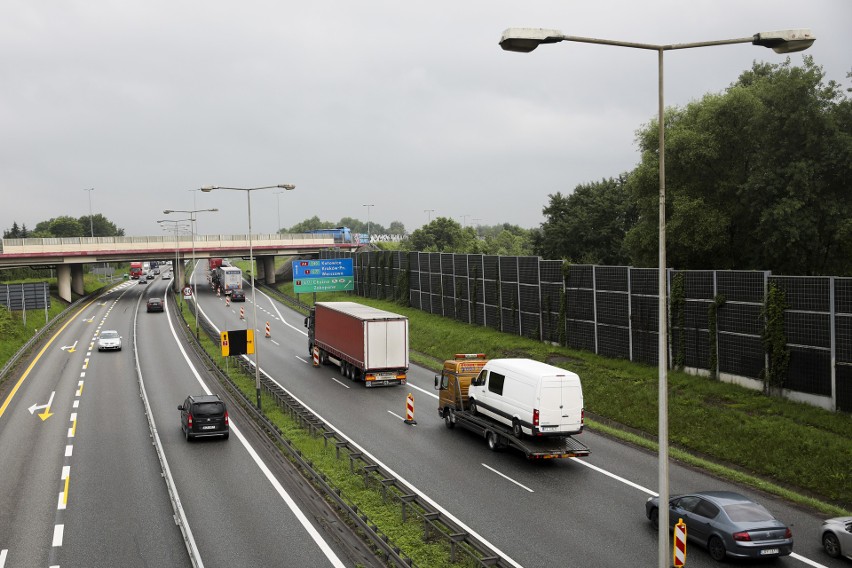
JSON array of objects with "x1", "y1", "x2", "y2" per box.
[
  {"x1": 175, "y1": 259, "x2": 186, "y2": 291},
  {"x1": 57, "y1": 265, "x2": 72, "y2": 302},
  {"x1": 262, "y1": 256, "x2": 276, "y2": 284},
  {"x1": 71, "y1": 265, "x2": 85, "y2": 297}
]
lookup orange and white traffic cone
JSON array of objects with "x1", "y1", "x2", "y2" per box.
[
  {"x1": 216, "y1": 287, "x2": 220, "y2": 297},
  {"x1": 240, "y1": 307, "x2": 245, "y2": 320},
  {"x1": 265, "y1": 321, "x2": 271, "y2": 338},
  {"x1": 403, "y1": 393, "x2": 417, "y2": 425},
  {"x1": 225, "y1": 296, "x2": 230, "y2": 307}
]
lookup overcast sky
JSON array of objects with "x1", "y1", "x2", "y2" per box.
[{"x1": 1, "y1": 1, "x2": 849, "y2": 237}]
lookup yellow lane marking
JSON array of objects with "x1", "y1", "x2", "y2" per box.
[
  {"x1": 0, "y1": 297, "x2": 99, "y2": 421},
  {"x1": 82, "y1": 358, "x2": 89, "y2": 370},
  {"x1": 69, "y1": 414, "x2": 77, "y2": 437},
  {"x1": 76, "y1": 381, "x2": 84, "y2": 396}
]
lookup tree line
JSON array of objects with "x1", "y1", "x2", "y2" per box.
[{"x1": 3, "y1": 215, "x2": 125, "y2": 239}]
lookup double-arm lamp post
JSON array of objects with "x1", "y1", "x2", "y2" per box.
[
  {"x1": 201, "y1": 184, "x2": 295, "y2": 410},
  {"x1": 498, "y1": 27, "x2": 814, "y2": 568},
  {"x1": 163, "y1": 207, "x2": 218, "y2": 338}
]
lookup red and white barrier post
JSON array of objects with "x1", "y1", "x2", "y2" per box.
[
  {"x1": 225, "y1": 296, "x2": 230, "y2": 307},
  {"x1": 240, "y1": 307, "x2": 245, "y2": 320},
  {"x1": 312, "y1": 346, "x2": 320, "y2": 367},
  {"x1": 404, "y1": 393, "x2": 417, "y2": 425},
  {"x1": 265, "y1": 321, "x2": 271, "y2": 338},
  {"x1": 673, "y1": 517, "x2": 687, "y2": 567}
]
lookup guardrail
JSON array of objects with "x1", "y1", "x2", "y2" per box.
[{"x1": 176, "y1": 291, "x2": 515, "y2": 568}]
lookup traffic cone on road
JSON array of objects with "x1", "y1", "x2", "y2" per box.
[{"x1": 404, "y1": 393, "x2": 417, "y2": 425}]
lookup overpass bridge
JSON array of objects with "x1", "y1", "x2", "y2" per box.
[{"x1": 0, "y1": 234, "x2": 358, "y2": 301}]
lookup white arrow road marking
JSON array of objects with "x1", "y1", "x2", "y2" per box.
[
  {"x1": 60, "y1": 340, "x2": 78, "y2": 352},
  {"x1": 28, "y1": 391, "x2": 56, "y2": 417}
]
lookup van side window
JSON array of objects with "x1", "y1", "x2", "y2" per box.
[{"x1": 488, "y1": 372, "x2": 505, "y2": 395}]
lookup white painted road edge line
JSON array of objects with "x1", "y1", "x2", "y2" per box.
[
  {"x1": 185, "y1": 291, "x2": 346, "y2": 568},
  {"x1": 1, "y1": 547, "x2": 7, "y2": 567},
  {"x1": 570, "y1": 458, "x2": 658, "y2": 496},
  {"x1": 481, "y1": 464, "x2": 534, "y2": 493},
  {"x1": 330, "y1": 377, "x2": 350, "y2": 389}
]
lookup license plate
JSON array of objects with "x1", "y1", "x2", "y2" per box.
[
  {"x1": 541, "y1": 425, "x2": 557, "y2": 431},
  {"x1": 202, "y1": 425, "x2": 216, "y2": 430},
  {"x1": 760, "y1": 549, "x2": 779, "y2": 555}
]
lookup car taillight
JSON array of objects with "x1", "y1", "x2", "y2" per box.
[
  {"x1": 581, "y1": 408, "x2": 585, "y2": 424},
  {"x1": 187, "y1": 413, "x2": 193, "y2": 428},
  {"x1": 784, "y1": 528, "x2": 792, "y2": 539},
  {"x1": 224, "y1": 411, "x2": 229, "y2": 426},
  {"x1": 733, "y1": 531, "x2": 751, "y2": 542},
  {"x1": 533, "y1": 409, "x2": 539, "y2": 427}
]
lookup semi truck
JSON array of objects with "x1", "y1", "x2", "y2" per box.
[
  {"x1": 305, "y1": 301, "x2": 409, "y2": 387},
  {"x1": 435, "y1": 354, "x2": 590, "y2": 460},
  {"x1": 208, "y1": 258, "x2": 223, "y2": 270},
  {"x1": 129, "y1": 262, "x2": 143, "y2": 279},
  {"x1": 215, "y1": 266, "x2": 242, "y2": 295}
]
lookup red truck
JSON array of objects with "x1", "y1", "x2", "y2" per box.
[
  {"x1": 129, "y1": 262, "x2": 143, "y2": 279},
  {"x1": 208, "y1": 258, "x2": 223, "y2": 270},
  {"x1": 305, "y1": 302, "x2": 409, "y2": 387}
]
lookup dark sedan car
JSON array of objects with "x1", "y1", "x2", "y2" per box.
[
  {"x1": 646, "y1": 491, "x2": 793, "y2": 561},
  {"x1": 146, "y1": 297, "x2": 164, "y2": 312},
  {"x1": 230, "y1": 289, "x2": 246, "y2": 302}
]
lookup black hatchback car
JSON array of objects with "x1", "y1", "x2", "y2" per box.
[
  {"x1": 146, "y1": 297, "x2": 164, "y2": 312},
  {"x1": 178, "y1": 394, "x2": 229, "y2": 441},
  {"x1": 230, "y1": 289, "x2": 246, "y2": 302}
]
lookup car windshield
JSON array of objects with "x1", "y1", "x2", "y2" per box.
[
  {"x1": 194, "y1": 402, "x2": 224, "y2": 416},
  {"x1": 101, "y1": 331, "x2": 118, "y2": 339},
  {"x1": 723, "y1": 503, "x2": 775, "y2": 522}
]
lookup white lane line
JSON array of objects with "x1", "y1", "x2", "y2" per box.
[
  {"x1": 570, "y1": 457, "x2": 658, "y2": 496},
  {"x1": 330, "y1": 378, "x2": 350, "y2": 389},
  {"x1": 270, "y1": 339, "x2": 280, "y2": 346},
  {"x1": 387, "y1": 410, "x2": 405, "y2": 421},
  {"x1": 482, "y1": 464, "x2": 534, "y2": 493},
  {"x1": 174, "y1": 298, "x2": 346, "y2": 568},
  {"x1": 0, "y1": 549, "x2": 7, "y2": 567},
  {"x1": 52, "y1": 524, "x2": 63, "y2": 546},
  {"x1": 296, "y1": 356, "x2": 309, "y2": 364},
  {"x1": 790, "y1": 553, "x2": 830, "y2": 567},
  {"x1": 65, "y1": 445, "x2": 73, "y2": 457},
  {"x1": 72, "y1": 400, "x2": 79, "y2": 409}
]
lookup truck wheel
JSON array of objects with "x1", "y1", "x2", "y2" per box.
[
  {"x1": 512, "y1": 419, "x2": 523, "y2": 438},
  {"x1": 444, "y1": 408, "x2": 456, "y2": 429},
  {"x1": 486, "y1": 432, "x2": 500, "y2": 451},
  {"x1": 469, "y1": 400, "x2": 477, "y2": 414}
]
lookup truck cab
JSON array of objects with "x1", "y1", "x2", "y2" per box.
[{"x1": 435, "y1": 354, "x2": 488, "y2": 425}]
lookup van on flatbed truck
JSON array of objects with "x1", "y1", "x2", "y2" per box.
[{"x1": 435, "y1": 354, "x2": 590, "y2": 460}]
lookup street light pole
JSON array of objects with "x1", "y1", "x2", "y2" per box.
[
  {"x1": 424, "y1": 209, "x2": 436, "y2": 224},
  {"x1": 158, "y1": 219, "x2": 191, "y2": 295},
  {"x1": 363, "y1": 204, "x2": 374, "y2": 243},
  {"x1": 83, "y1": 188, "x2": 95, "y2": 237},
  {"x1": 201, "y1": 184, "x2": 295, "y2": 410},
  {"x1": 274, "y1": 190, "x2": 286, "y2": 235},
  {"x1": 163, "y1": 208, "x2": 218, "y2": 339},
  {"x1": 499, "y1": 26, "x2": 814, "y2": 568}
]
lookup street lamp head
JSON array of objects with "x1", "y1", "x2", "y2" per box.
[
  {"x1": 499, "y1": 28, "x2": 564, "y2": 52},
  {"x1": 752, "y1": 29, "x2": 815, "y2": 53},
  {"x1": 277, "y1": 184, "x2": 295, "y2": 190},
  {"x1": 163, "y1": 209, "x2": 173, "y2": 214},
  {"x1": 200, "y1": 185, "x2": 216, "y2": 192}
]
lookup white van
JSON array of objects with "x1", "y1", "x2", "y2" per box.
[{"x1": 467, "y1": 359, "x2": 584, "y2": 438}]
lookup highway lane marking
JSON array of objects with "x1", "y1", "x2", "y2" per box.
[
  {"x1": 295, "y1": 356, "x2": 308, "y2": 364},
  {"x1": 60, "y1": 340, "x2": 78, "y2": 353},
  {"x1": 82, "y1": 358, "x2": 89, "y2": 370},
  {"x1": 387, "y1": 410, "x2": 407, "y2": 421},
  {"x1": 68, "y1": 413, "x2": 77, "y2": 438},
  {"x1": 65, "y1": 445, "x2": 73, "y2": 457},
  {"x1": 28, "y1": 390, "x2": 56, "y2": 421},
  {"x1": 58, "y1": 466, "x2": 70, "y2": 510},
  {"x1": 482, "y1": 464, "x2": 534, "y2": 493},
  {"x1": 76, "y1": 381, "x2": 84, "y2": 396},
  {"x1": 270, "y1": 339, "x2": 280, "y2": 346},
  {"x1": 330, "y1": 377, "x2": 350, "y2": 389},
  {"x1": 0, "y1": 549, "x2": 6, "y2": 567},
  {"x1": 170, "y1": 296, "x2": 347, "y2": 568},
  {"x1": 570, "y1": 458, "x2": 658, "y2": 496},
  {"x1": 72, "y1": 400, "x2": 79, "y2": 409},
  {"x1": 790, "y1": 553, "x2": 829, "y2": 567},
  {"x1": 0, "y1": 296, "x2": 99, "y2": 421},
  {"x1": 52, "y1": 524, "x2": 63, "y2": 546}
]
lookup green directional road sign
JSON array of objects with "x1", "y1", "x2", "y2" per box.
[{"x1": 293, "y1": 276, "x2": 355, "y2": 293}]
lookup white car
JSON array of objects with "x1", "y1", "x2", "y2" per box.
[
  {"x1": 97, "y1": 330, "x2": 122, "y2": 351},
  {"x1": 822, "y1": 517, "x2": 852, "y2": 559},
  {"x1": 162, "y1": 272, "x2": 171, "y2": 280}
]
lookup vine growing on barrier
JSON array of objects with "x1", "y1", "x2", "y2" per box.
[
  {"x1": 708, "y1": 294, "x2": 726, "y2": 380},
  {"x1": 761, "y1": 282, "x2": 790, "y2": 395},
  {"x1": 670, "y1": 272, "x2": 686, "y2": 370}
]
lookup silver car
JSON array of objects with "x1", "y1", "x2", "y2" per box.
[
  {"x1": 822, "y1": 517, "x2": 852, "y2": 559},
  {"x1": 97, "y1": 330, "x2": 122, "y2": 351},
  {"x1": 645, "y1": 491, "x2": 793, "y2": 561}
]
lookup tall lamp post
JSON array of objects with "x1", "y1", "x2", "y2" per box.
[
  {"x1": 163, "y1": 208, "x2": 218, "y2": 339},
  {"x1": 201, "y1": 184, "x2": 295, "y2": 410},
  {"x1": 83, "y1": 188, "x2": 95, "y2": 237},
  {"x1": 158, "y1": 219, "x2": 191, "y2": 294},
  {"x1": 274, "y1": 190, "x2": 287, "y2": 235},
  {"x1": 499, "y1": 27, "x2": 814, "y2": 568},
  {"x1": 363, "y1": 204, "x2": 374, "y2": 243},
  {"x1": 424, "y1": 209, "x2": 436, "y2": 224}
]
